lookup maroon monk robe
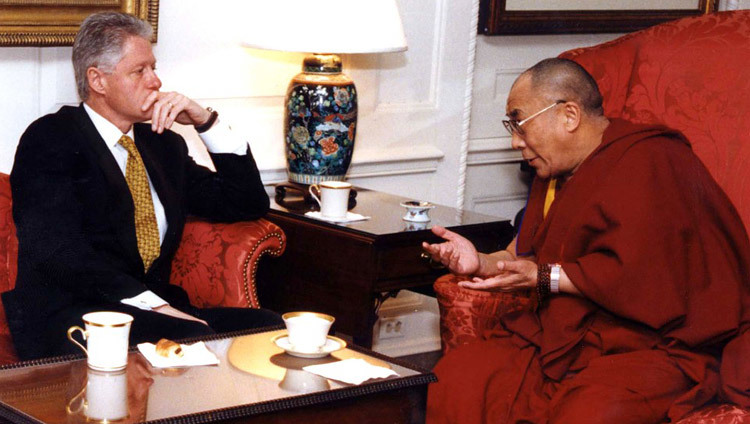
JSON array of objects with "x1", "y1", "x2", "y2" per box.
[{"x1": 427, "y1": 119, "x2": 750, "y2": 424}]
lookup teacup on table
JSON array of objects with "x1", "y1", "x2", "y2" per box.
[
  {"x1": 309, "y1": 181, "x2": 352, "y2": 220},
  {"x1": 282, "y1": 312, "x2": 335, "y2": 353},
  {"x1": 400, "y1": 200, "x2": 435, "y2": 222},
  {"x1": 67, "y1": 311, "x2": 133, "y2": 371}
]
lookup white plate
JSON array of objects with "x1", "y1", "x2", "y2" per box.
[
  {"x1": 272, "y1": 334, "x2": 347, "y2": 358},
  {"x1": 304, "y1": 211, "x2": 370, "y2": 224}
]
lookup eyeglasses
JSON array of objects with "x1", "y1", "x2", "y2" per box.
[{"x1": 503, "y1": 100, "x2": 565, "y2": 136}]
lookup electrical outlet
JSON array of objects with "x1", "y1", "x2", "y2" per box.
[{"x1": 378, "y1": 317, "x2": 405, "y2": 340}]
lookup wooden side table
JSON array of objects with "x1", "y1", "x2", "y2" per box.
[{"x1": 258, "y1": 186, "x2": 514, "y2": 348}]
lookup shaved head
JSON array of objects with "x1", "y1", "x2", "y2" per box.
[{"x1": 522, "y1": 58, "x2": 604, "y2": 116}]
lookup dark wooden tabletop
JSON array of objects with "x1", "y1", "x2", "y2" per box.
[
  {"x1": 269, "y1": 185, "x2": 512, "y2": 246},
  {"x1": 0, "y1": 327, "x2": 435, "y2": 423}
]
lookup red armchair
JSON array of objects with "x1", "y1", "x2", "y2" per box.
[
  {"x1": 0, "y1": 171, "x2": 285, "y2": 365},
  {"x1": 435, "y1": 10, "x2": 750, "y2": 423}
]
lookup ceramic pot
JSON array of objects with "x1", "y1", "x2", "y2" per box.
[{"x1": 284, "y1": 54, "x2": 357, "y2": 185}]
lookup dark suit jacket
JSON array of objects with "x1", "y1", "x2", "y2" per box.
[{"x1": 2, "y1": 104, "x2": 269, "y2": 359}]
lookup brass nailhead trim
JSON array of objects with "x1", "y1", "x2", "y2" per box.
[{"x1": 242, "y1": 231, "x2": 285, "y2": 308}]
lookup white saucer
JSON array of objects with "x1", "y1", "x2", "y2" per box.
[
  {"x1": 304, "y1": 211, "x2": 370, "y2": 224},
  {"x1": 272, "y1": 334, "x2": 347, "y2": 358}
]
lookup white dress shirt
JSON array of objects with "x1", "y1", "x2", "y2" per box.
[{"x1": 82, "y1": 103, "x2": 248, "y2": 310}]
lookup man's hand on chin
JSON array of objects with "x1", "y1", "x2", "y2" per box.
[{"x1": 141, "y1": 91, "x2": 211, "y2": 134}]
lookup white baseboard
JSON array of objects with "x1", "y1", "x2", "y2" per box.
[{"x1": 371, "y1": 291, "x2": 441, "y2": 357}]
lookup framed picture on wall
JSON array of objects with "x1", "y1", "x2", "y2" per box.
[
  {"x1": 479, "y1": 0, "x2": 717, "y2": 35},
  {"x1": 0, "y1": 0, "x2": 159, "y2": 46}
]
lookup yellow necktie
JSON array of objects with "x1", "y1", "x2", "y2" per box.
[{"x1": 118, "y1": 135, "x2": 160, "y2": 271}]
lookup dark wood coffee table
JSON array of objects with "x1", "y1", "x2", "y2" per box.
[
  {"x1": 260, "y1": 185, "x2": 514, "y2": 348},
  {"x1": 0, "y1": 327, "x2": 435, "y2": 423}
]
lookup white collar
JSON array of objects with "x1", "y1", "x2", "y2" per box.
[{"x1": 82, "y1": 103, "x2": 135, "y2": 148}]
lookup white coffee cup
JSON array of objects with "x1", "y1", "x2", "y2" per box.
[
  {"x1": 282, "y1": 311, "x2": 334, "y2": 353},
  {"x1": 67, "y1": 311, "x2": 133, "y2": 371},
  {"x1": 309, "y1": 181, "x2": 352, "y2": 219},
  {"x1": 67, "y1": 368, "x2": 129, "y2": 421},
  {"x1": 279, "y1": 368, "x2": 330, "y2": 394}
]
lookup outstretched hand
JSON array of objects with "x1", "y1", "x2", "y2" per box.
[
  {"x1": 458, "y1": 259, "x2": 537, "y2": 292},
  {"x1": 142, "y1": 91, "x2": 212, "y2": 134},
  {"x1": 422, "y1": 225, "x2": 481, "y2": 276}
]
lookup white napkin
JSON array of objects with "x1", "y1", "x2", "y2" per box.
[
  {"x1": 137, "y1": 341, "x2": 219, "y2": 368},
  {"x1": 302, "y1": 358, "x2": 398, "y2": 385},
  {"x1": 304, "y1": 211, "x2": 371, "y2": 223}
]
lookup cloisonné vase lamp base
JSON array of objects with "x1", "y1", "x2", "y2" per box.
[{"x1": 275, "y1": 54, "x2": 358, "y2": 205}]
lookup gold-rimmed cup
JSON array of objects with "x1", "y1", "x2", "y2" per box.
[
  {"x1": 309, "y1": 181, "x2": 352, "y2": 219},
  {"x1": 66, "y1": 368, "x2": 128, "y2": 422},
  {"x1": 67, "y1": 311, "x2": 133, "y2": 371},
  {"x1": 282, "y1": 311, "x2": 334, "y2": 353}
]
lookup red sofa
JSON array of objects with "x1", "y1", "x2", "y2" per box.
[
  {"x1": 0, "y1": 171, "x2": 285, "y2": 365},
  {"x1": 435, "y1": 10, "x2": 750, "y2": 423}
]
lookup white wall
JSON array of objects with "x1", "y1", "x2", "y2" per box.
[
  {"x1": 464, "y1": 33, "x2": 620, "y2": 220},
  {"x1": 0, "y1": 0, "x2": 746, "y2": 219},
  {"x1": 464, "y1": 0, "x2": 750, "y2": 220},
  {"x1": 0, "y1": 0, "x2": 475, "y2": 209}
]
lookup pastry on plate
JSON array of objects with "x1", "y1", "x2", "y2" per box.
[{"x1": 155, "y1": 338, "x2": 184, "y2": 359}]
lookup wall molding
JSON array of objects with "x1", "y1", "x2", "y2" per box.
[
  {"x1": 375, "y1": 0, "x2": 446, "y2": 111},
  {"x1": 456, "y1": 0, "x2": 481, "y2": 211},
  {"x1": 467, "y1": 137, "x2": 522, "y2": 166},
  {"x1": 493, "y1": 67, "x2": 526, "y2": 101},
  {"x1": 261, "y1": 144, "x2": 444, "y2": 185},
  {"x1": 427, "y1": 0, "x2": 448, "y2": 107},
  {"x1": 470, "y1": 192, "x2": 528, "y2": 211}
]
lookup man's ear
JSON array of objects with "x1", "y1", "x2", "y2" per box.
[
  {"x1": 562, "y1": 101, "x2": 582, "y2": 132},
  {"x1": 86, "y1": 67, "x2": 107, "y2": 96}
]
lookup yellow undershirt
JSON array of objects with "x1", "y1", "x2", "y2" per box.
[{"x1": 543, "y1": 178, "x2": 557, "y2": 218}]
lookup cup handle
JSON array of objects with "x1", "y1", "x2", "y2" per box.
[
  {"x1": 308, "y1": 184, "x2": 322, "y2": 207},
  {"x1": 66, "y1": 384, "x2": 86, "y2": 415},
  {"x1": 67, "y1": 326, "x2": 88, "y2": 356}
]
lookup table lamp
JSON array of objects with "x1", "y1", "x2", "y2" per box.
[{"x1": 242, "y1": 0, "x2": 408, "y2": 201}]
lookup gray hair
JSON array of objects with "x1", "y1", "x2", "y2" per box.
[
  {"x1": 524, "y1": 58, "x2": 604, "y2": 116},
  {"x1": 72, "y1": 12, "x2": 153, "y2": 101}
]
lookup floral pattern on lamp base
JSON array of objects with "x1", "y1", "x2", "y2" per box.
[{"x1": 284, "y1": 80, "x2": 357, "y2": 185}]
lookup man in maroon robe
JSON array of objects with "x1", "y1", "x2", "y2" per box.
[{"x1": 423, "y1": 58, "x2": 750, "y2": 423}]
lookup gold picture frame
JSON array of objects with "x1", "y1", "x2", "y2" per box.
[
  {"x1": 0, "y1": 0, "x2": 159, "y2": 46},
  {"x1": 479, "y1": 0, "x2": 717, "y2": 35}
]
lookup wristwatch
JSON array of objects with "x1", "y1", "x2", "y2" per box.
[
  {"x1": 194, "y1": 107, "x2": 219, "y2": 133},
  {"x1": 550, "y1": 263, "x2": 561, "y2": 294}
]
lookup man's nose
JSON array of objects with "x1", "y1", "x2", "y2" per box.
[
  {"x1": 146, "y1": 68, "x2": 162, "y2": 90},
  {"x1": 510, "y1": 132, "x2": 525, "y2": 150}
]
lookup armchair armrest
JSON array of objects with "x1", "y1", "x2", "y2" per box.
[
  {"x1": 435, "y1": 274, "x2": 531, "y2": 354},
  {"x1": 170, "y1": 218, "x2": 286, "y2": 309}
]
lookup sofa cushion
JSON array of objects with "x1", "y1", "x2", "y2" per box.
[
  {"x1": 0, "y1": 173, "x2": 16, "y2": 294},
  {"x1": 0, "y1": 173, "x2": 19, "y2": 364}
]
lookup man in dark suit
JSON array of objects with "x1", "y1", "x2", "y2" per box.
[{"x1": 2, "y1": 11, "x2": 281, "y2": 360}]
